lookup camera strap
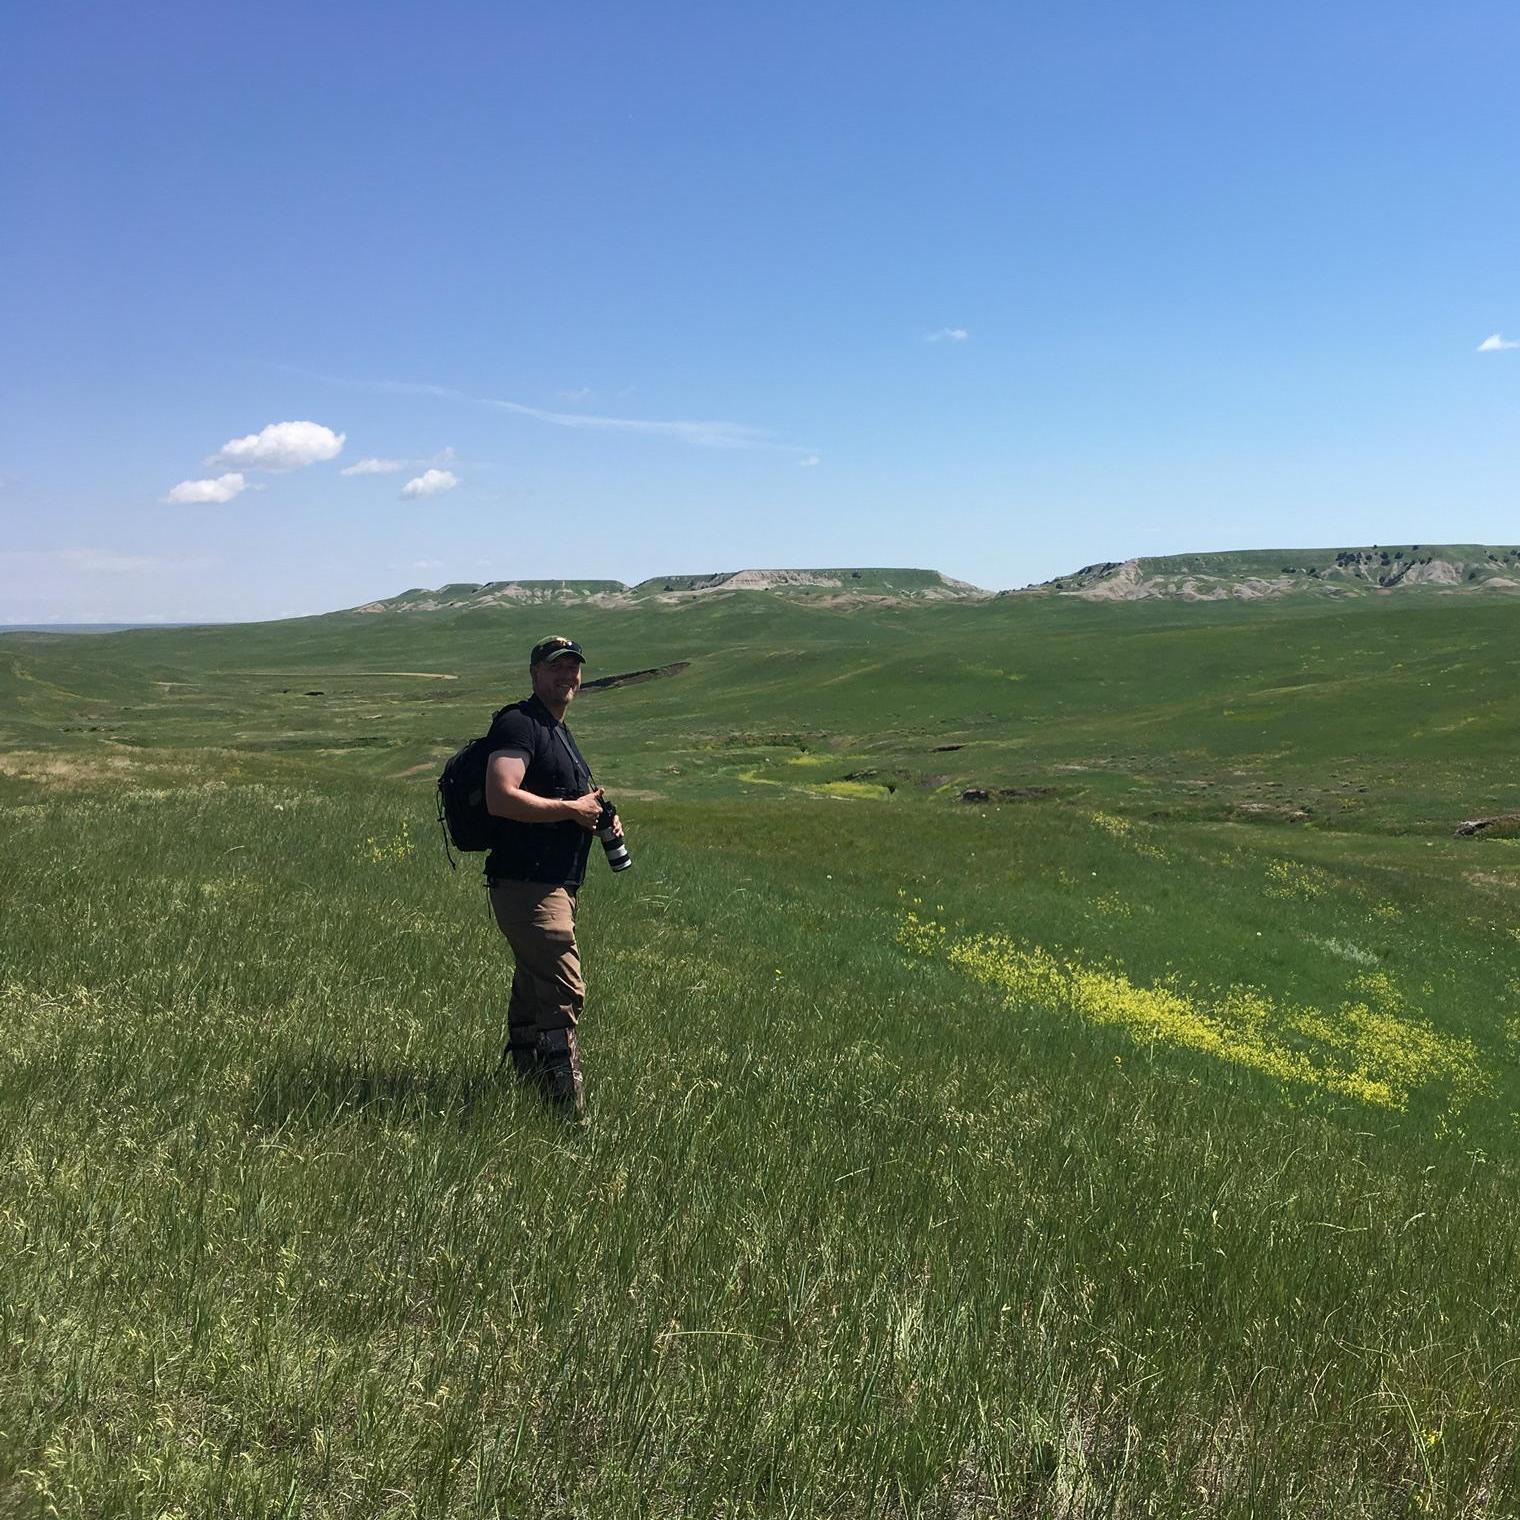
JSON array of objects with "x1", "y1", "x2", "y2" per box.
[{"x1": 553, "y1": 722, "x2": 594, "y2": 792}]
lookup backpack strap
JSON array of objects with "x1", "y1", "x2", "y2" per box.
[{"x1": 437, "y1": 784, "x2": 457, "y2": 872}]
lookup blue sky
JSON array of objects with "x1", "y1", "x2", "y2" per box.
[{"x1": 2, "y1": 1, "x2": 1516, "y2": 621}]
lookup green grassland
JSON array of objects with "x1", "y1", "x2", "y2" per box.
[{"x1": 2, "y1": 590, "x2": 1520, "y2": 1517}]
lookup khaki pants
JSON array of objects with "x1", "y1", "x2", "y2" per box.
[{"x1": 488, "y1": 883, "x2": 585, "y2": 1056}]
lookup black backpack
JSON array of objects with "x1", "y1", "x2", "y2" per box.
[{"x1": 436, "y1": 706, "x2": 509, "y2": 866}]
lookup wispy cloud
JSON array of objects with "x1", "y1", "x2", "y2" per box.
[
  {"x1": 799, "y1": 454, "x2": 821, "y2": 467},
  {"x1": 926, "y1": 327, "x2": 969, "y2": 343},
  {"x1": 210, "y1": 420, "x2": 345, "y2": 470},
  {"x1": 165, "y1": 472, "x2": 246, "y2": 505},
  {"x1": 342, "y1": 456, "x2": 408, "y2": 476},
  {"x1": 1478, "y1": 333, "x2": 1519, "y2": 352},
  {"x1": 290, "y1": 369, "x2": 771, "y2": 450},
  {"x1": 342, "y1": 445, "x2": 456, "y2": 477},
  {"x1": 0, "y1": 548, "x2": 216, "y2": 575},
  {"x1": 401, "y1": 468, "x2": 459, "y2": 499},
  {"x1": 558, "y1": 387, "x2": 593, "y2": 403},
  {"x1": 445, "y1": 383, "x2": 765, "y2": 448},
  {"x1": 62, "y1": 550, "x2": 172, "y2": 574}
]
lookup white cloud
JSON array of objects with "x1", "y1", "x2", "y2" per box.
[
  {"x1": 210, "y1": 420, "x2": 345, "y2": 471},
  {"x1": 1478, "y1": 333, "x2": 1518, "y2": 352},
  {"x1": 401, "y1": 468, "x2": 459, "y2": 499},
  {"x1": 558, "y1": 387, "x2": 593, "y2": 402},
  {"x1": 342, "y1": 456, "x2": 408, "y2": 476},
  {"x1": 165, "y1": 472, "x2": 247, "y2": 505},
  {"x1": 926, "y1": 327, "x2": 969, "y2": 343},
  {"x1": 799, "y1": 454, "x2": 821, "y2": 467}
]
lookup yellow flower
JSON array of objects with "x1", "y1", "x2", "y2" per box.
[{"x1": 901, "y1": 912, "x2": 1483, "y2": 1112}]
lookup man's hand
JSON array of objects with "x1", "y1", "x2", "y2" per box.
[{"x1": 565, "y1": 790, "x2": 606, "y2": 831}]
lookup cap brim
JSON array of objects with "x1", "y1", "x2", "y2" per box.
[{"x1": 541, "y1": 648, "x2": 584, "y2": 664}]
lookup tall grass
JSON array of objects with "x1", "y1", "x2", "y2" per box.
[{"x1": 3, "y1": 772, "x2": 1519, "y2": 1516}]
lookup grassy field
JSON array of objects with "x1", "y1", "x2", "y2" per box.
[{"x1": 2, "y1": 591, "x2": 1520, "y2": 1517}]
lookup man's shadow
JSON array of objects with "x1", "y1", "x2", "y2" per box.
[{"x1": 247, "y1": 1050, "x2": 511, "y2": 1131}]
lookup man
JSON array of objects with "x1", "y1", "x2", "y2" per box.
[{"x1": 483, "y1": 634, "x2": 619, "y2": 1117}]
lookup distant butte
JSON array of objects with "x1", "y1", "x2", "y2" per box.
[
  {"x1": 1008, "y1": 546, "x2": 1520, "y2": 602},
  {"x1": 347, "y1": 568, "x2": 989, "y2": 614}
]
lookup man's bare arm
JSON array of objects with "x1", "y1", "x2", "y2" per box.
[{"x1": 485, "y1": 751, "x2": 604, "y2": 830}]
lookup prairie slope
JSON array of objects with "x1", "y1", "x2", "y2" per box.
[{"x1": 5, "y1": 592, "x2": 1518, "y2": 833}]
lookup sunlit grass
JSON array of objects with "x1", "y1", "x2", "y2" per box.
[
  {"x1": 4, "y1": 586, "x2": 1520, "y2": 1514},
  {"x1": 1, "y1": 772, "x2": 1518, "y2": 1516}
]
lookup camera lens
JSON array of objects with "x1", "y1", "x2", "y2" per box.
[{"x1": 596, "y1": 801, "x2": 632, "y2": 871}]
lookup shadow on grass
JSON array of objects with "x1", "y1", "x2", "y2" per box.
[{"x1": 247, "y1": 1050, "x2": 516, "y2": 1130}]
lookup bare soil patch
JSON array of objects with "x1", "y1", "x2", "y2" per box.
[
  {"x1": 1455, "y1": 814, "x2": 1520, "y2": 838},
  {"x1": 959, "y1": 785, "x2": 1056, "y2": 803}
]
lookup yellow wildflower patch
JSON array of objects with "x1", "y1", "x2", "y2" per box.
[
  {"x1": 1088, "y1": 809, "x2": 1167, "y2": 861},
  {"x1": 897, "y1": 911, "x2": 948, "y2": 957},
  {"x1": 362, "y1": 819, "x2": 415, "y2": 864},
  {"x1": 898, "y1": 914, "x2": 1483, "y2": 1111},
  {"x1": 1265, "y1": 859, "x2": 1332, "y2": 900},
  {"x1": 816, "y1": 780, "x2": 894, "y2": 800}
]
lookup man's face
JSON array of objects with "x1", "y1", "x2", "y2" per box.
[{"x1": 532, "y1": 655, "x2": 583, "y2": 706}]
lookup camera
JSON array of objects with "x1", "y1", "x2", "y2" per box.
[{"x1": 595, "y1": 796, "x2": 632, "y2": 872}]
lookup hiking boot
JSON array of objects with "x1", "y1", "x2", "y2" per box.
[{"x1": 537, "y1": 1027, "x2": 585, "y2": 1119}]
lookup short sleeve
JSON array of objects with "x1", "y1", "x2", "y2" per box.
[{"x1": 486, "y1": 707, "x2": 536, "y2": 762}]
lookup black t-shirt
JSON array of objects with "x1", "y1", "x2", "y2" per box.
[{"x1": 483, "y1": 694, "x2": 595, "y2": 886}]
